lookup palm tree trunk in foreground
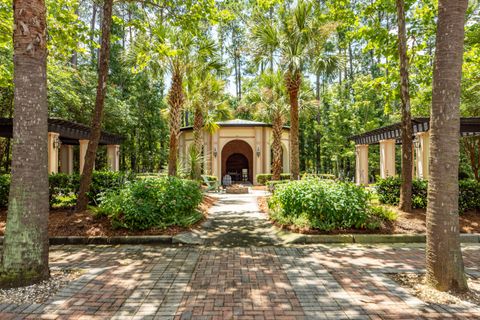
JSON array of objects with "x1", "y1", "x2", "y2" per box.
[
  {"x1": 286, "y1": 71, "x2": 301, "y2": 180},
  {"x1": 396, "y1": 0, "x2": 413, "y2": 212},
  {"x1": 0, "y1": 0, "x2": 50, "y2": 288},
  {"x1": 426, "y1": 0, "x2": 468, "y2": 293},
  {"x1": 272, "y1": 113, "x2": 283, "y2": 181},
  {"x1": 167, "y1": 64, "x2": 185, "y2": 176},
  {"x1": 75, "y1": 0, "x2": 113, "y2": 212}
]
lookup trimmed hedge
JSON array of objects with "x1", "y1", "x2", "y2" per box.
[
  {"x1": 256, "y1": 173, "x2": 291, "y2": 185},
  {"x1": 268, "y1": 179, "x2": 376, "y2": 231},
  {"x1": 376, "y1": 177, "x2": 480, "y2": 213},
  {"x1": 0, "y1": 171, "x2": 133, "y2": 208},
  {"x1": 97, "y1": 176, "x2": 203, "y2": 230}
]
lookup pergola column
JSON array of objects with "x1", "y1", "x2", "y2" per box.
[
  {"x1": 79, "y1": 139, "x2": 89, "y2": 174},
  {"x1": 59, "y1": 145, "x2": 74, "y2": 174},
  {"x1": 379, "y1": 139, "x2": 396, "y2": 178},
  {"x1": 415, "y1": 131, "x2": 430, "y2": 179},
  {"x1": 355, "y1": 144, "x2": 369, "y2": 185},
  {"x1": 48, "y1": 132, "x2": 60, "y2": 174},
  {"x1": 107, "y1": 144, "x2": 120, "y2": 172}
]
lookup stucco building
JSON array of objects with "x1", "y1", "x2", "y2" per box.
[{"x1": 179, "y1": 119, "x2": 290, "y2": 185}]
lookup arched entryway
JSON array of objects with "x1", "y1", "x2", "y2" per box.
[{"x1": 221, "y1": 140, "x2": 253, "y2": 183}]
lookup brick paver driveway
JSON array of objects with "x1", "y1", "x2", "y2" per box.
[{"x1": 1, "y1": 193, "x2": 479, "y2": 319}]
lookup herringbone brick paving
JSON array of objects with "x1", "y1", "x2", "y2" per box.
[{"x1": 0, "y1": 244, "x2": 479, "y2": 319}]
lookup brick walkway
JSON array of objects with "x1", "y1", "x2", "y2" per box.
[{"x1": 0, "y1": 244, "x2": 479, "y2": 319}]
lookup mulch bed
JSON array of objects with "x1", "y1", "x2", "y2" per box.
[
  {"x1": 389, "y1": 273, "x2": 480, "y2": 306},
  {"x1": 0, "y1": 196, "x2": 216, "y2": 237},
  {"x1": 257, "y1": 196, "x2": 480, "y2": 234}
]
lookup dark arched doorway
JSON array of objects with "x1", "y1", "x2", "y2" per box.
[
  {"x1": 221, "y1": 140, "x2": 253, "y2": 183},
  {"x1": 226, "y1": 153, "x2": 249, "y2": 182}
]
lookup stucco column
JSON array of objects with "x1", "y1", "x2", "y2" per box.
[
  {"x1": 48, "y1": 132, "x2": 60, "y2": 174},
  {"x1": 59, "y1": 144, "x2": 74, "y2": 174},
  {"x1": 415, "y1": 131, "x2": 430, "y2": 180},
  {"x1": 79, "y1": 139, "x2": 89, "y2": 174},
  {"x1": 355, "y1": 144, "x2": 369, "y2": 185},
  {"x1": 107, "y1": 144, "x2": 120, "y2": 172},
  {"x1": 379, "y1": 139, "x2": 396, "y2": 178},
  {"x1": 254, "y1": 127, "x2": 263, "y2": 185}
]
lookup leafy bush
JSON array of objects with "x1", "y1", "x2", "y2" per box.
[
  {"x1": 459, "y1": 179, "x2": 480, "y2": 213},
  {"x1": 266, "y1": 180, "x2": 289, "y2": 193},
  {"x1": 301, "y1": 173, "x2": 336, "y2": 180},
  {"x1": 0, "y1": 171, "x2": 133, "y2": 208},
  {"x1": 98, "y1": 176, "x2": 203, "y2": 230},
  {"x1": 268, "y1": 179, "x2": 373, "y2": 231},
  {"x1": 376, "y1": 177, "x2": 480, "y2": 213},
  {"x1": 256, "y1": 173, "x2": 291, "y2": 185},
  {"x1": 0, "y1": 174, "x2": 10, "y2": 207}
]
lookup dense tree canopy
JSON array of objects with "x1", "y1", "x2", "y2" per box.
[{"x1": 0, "y1": 0, "x2": 478, "y2": 180}]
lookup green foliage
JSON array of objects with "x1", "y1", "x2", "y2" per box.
[
  {"x1": 376, "y1": 177, "x2": 480, "y2": 213},
  {"x1": 256, "y1": 173, "x2": 291, "y2": 185},
  {"x1": 266, "y1": 180, "x2": 289, "y2": 193},
  {"x1": 268, "y1": 179, "x2": 373, "y2": 231},
  {"x1": 98, "y1": 177, "x2": 203, "y2": 230},
  {"x1": 0, "y1": 174, "x2": 10, "y2": 207},
  {"x1": 0, "y1": 172, "x2": 132, "y2": 208}
]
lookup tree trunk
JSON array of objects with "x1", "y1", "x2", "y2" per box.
[
  {"x1": 192, "y1": 106, "x2": 203, "y2": 180},
  {"x1": 426, "y1": 0, "x2": 468, "y2": 293},
  {"x1": 90, "y1": 1, "x2": 97, "y2": 67},
  {"x1": 272, "y1": 112, "x2": 283, "y2": 181},
  {"x1": 396, "y1": 0, "x2": 413, "y2": 212},
  {"x1": 285, "y1": 71, "x2": 301, "y2": 180},
  {"x1": 75, "y1": 0, "x2": 113, "y2": 212},
  {"x1": 0, "y1": 0, "x2": 50, "y2": 288},
  {"x1": 167, "y1": 64, "x2": 184, "y2": 176}
]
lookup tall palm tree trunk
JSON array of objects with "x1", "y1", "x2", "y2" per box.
[
  {"x1": 426, "y1": 0, "x2": 468, "y2": 293},
  {"x1": 0, "y1": 0, "x2": 49, "y2": 288},
  {"x1": 192, "y1": 106, "x2": 203, "y2": 179},
  {"x1": 286, "y1": 72, "x2": 301, "y2": 180},
  {"x1": 75, "y1": 0, "x2": 113, "y2": 212},
  {"x1": 396, "y1": 0, "x2": 413, "y2": 212},
  {"x1": 167, "y1": 65, "x2": 184, "y2": 176},
  {"x1": 272, "y1": 113, "x2": 283, "y2": 181}
]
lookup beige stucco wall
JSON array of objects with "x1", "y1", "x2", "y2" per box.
[{"x1": 179, "y1": 126, "x2": 290, "y2": 185}]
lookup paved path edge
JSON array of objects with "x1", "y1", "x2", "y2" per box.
[{"x1": 1, "y1": 233, "x2": 478, "y2": 245}]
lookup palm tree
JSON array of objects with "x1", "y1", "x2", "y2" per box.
[
  {"x1": 252, "y1": 72, "x2": 289, "y2": 180},
  {"x1": 426, "y1": 0, "x2": 468, "y2": 292},
  {"x1": 129, "y1": 26, "x2": 194, "y2": 176},
  {"x1": 0, "y1": 0, "x2": 49, "y2": 287},
  {"x1": 251, "y1": 0, "x2": 336, "y2": 180}
]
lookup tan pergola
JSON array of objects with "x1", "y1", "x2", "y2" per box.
[
  {"x1": 350, "y1": 117, "x2": 480, "y2": 185},
  {"x1": 0, "y1": 118, "x2": 123, "y2": 174}
]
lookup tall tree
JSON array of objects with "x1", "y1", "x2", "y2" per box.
[
  {"x1": 0, "y1": 0, "x2": 49, "y2": 287},
  {"x1": 75, "y1": 0, "x2": 113, "y2": 212},
  {"x1": 251, "y1": 0, "x2": 335, "y2": 180},
  {"x1": 396, "y1": 0, "x2": 413, "y2": 212},
  {"x1": 426, "y1": 0, "x2": 469, "y2": 292}
]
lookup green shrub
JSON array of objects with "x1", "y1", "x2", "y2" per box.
[
  {"x1": 266, "y1": 180, "x2": 289, "y2": 193},
  {"x1": 0, "y1": 171, "x2": 134, "y2": 208},
  {"x1": 98, "y1": 176, "x2": 203, "y2": 230},
  {"x1": 301, "y1": 173, "x2": 336, "y2": 180},
  {"x1": 256, "y1": 173, "x2": 290, "y2": 185},
  {"x1": 459, "y1": 179, "x2": 480, "y2": 213},
  {"x1": 268, "y1": 179, "x2": 372, "y2": 231},
  {"x1": 0, "y1": 174, "x2": 10, "y2": 207},
  {"x1": 376, "y1": 177, "x2": 480, "y2": 213}
]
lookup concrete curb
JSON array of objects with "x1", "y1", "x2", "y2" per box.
[
  {"x1": 281, "y1": 233, "x2": 480, "y2": 244},
  {"x1": 0, "y1": 235, "x2": 173, "y2": 245}
]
